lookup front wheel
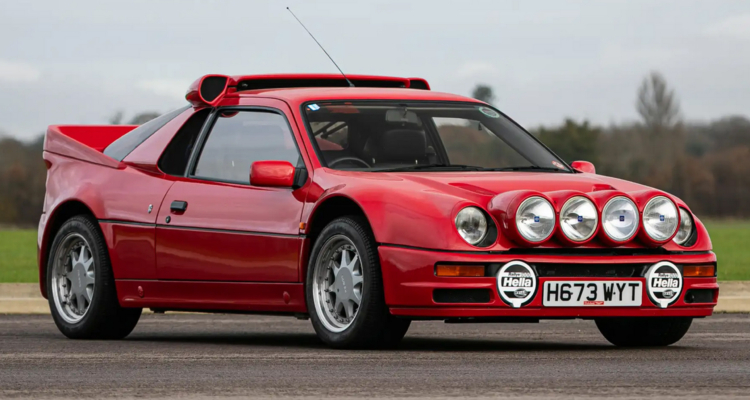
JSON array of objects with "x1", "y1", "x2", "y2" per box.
[
  {"x1": 595, "y1": 317, "x2": 693, "y2": 347},
  {"x1": 306, "y1": 216, "x2": 410, "y2": 349},
  {"x1": 47, "y1": 215, "x2": 142, "y2": 339}
]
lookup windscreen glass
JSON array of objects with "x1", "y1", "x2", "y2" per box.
[{"x1": 303, "y1": 102, "x2": 569, "y2": 172}]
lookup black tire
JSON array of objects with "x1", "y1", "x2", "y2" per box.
[
  {"x1": 47, "y1": 215, "x2": 142, "y2": 339},
  {"x1": 595, "y1": 317, "x2": 692, "y2": 347},
  {"x1": 306, "y1": 216, "x2": 410, "y2": 349}
]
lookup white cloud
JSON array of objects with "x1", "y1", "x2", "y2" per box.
[
  {"x1": 0, "y1": 60, "x2": 41, "y2": 83},
  {"x1": 455, "y1": 61, "x2": 498, "y2": 79},
  {"x1": 705, "y1": 14, "x2": 750, "y2": 40},
  {"x1": 137, "y1": 79, "x2": 192, "y2": 100}
]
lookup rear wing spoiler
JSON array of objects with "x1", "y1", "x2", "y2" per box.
[{"x1": 44, "y1": 125, "x2": 137, "y2": 169}]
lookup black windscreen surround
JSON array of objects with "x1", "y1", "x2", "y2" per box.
[
  {"x1": 236, "y1": 78, "x2": 407, "y2": 91},
  {"x1": 103, "y1": 106, "x2": 189, "y2": 162},
  {"x1": 200, "y1": 76, "x2": 228, "y2": 102}
]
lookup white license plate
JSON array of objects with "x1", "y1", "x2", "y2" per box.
[{"x1": 543, "y1": 281, "x2": 642, "y2": 307}]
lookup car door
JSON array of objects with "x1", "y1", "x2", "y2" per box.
[{"x1": 155, "y1": 104, "x2": 309, "y2": 282}]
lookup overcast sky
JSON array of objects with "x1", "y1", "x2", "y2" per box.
[{"x1": 1, "y1": 0, "x2": 749, "y2": 140}]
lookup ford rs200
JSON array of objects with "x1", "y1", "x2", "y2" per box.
[{"x1": 38, "y1": 73, "x2": 717, "y2": 348}]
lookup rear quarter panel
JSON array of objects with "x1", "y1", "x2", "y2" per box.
[{"x1": 39, "y1": 153, "x2": 174, "y2": 295}]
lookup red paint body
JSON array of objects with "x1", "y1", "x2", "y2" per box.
[{"x1": 37, "y1": 74, "x2": 717, "y2": 319}]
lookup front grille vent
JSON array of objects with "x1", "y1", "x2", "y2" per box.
[{"x1": 433, "y1": 289, "x2": 491, "y2": 304}]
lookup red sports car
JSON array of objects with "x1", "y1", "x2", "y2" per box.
[{"x1": 38, "y1": 73, "x2": 717, "y2": 348}]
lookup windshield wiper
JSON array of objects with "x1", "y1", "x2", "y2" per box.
[
  {"x1": 374, "y1": 164, "x2": 484, "y2": 172},
  {"x1": 488, "y1": 165, "x2": 568, "y2": 173}
]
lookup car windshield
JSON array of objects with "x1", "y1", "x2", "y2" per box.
[{"x1": 303, "y1": 101, "x2": 570, "y2": 172}]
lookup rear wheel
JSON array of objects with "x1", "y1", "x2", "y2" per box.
[
  {"x1": 595, "y1": 317, "x2": 692, "y2": 347},
  {"x1": 47, "y1": 215, "x2": 142, "y2": 339},
  {"x1": 306, "y1": 216, "x2": 410, "y2": 349}
]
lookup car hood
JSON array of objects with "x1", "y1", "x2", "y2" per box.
[
  {"x1": 373, "y1": 170, "x2": 650, "y2": 199},
  {"x1": 313, "y1": 169, "x2": 707, "y2": 252}
]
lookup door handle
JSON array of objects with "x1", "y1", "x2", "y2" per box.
[{"x1": 170, "y1": 200, "x2": 188, "y2": 213}]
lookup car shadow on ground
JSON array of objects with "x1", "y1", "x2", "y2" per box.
[{"x1": 126, "y1": 332, "x2": 616, "y2": 352}]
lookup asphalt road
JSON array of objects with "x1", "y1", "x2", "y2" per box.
[{"x1": 1, "y1": 313, "x2": 749, "y2": 399}]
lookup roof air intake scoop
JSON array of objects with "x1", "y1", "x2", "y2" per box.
[{"x1": 186, "y1": 74, "x2": 230, "y2": 107}]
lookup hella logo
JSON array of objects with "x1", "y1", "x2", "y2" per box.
[
  {"x1": 502, "y1": 277, "x2": 533, "y2": 287},
  {"x1": 514, "y1": 289, "x2": 528, "y2": 298}
]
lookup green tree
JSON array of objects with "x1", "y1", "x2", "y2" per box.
[
  {"x1": 128, "y1": 112, "x2": 160, "y2": 125},
  {"x1": 636, "y1": 72, "x2": 680, "y2": 129},
  {"x1": 532, "y1": 119, "x2": 601, "y2": 165},
  {"x1": 471, "y1": 84, "x2": 495, "y2": 105},
  {"x1": 109, "y1": 111, "x2": 160, "y2": 125}
]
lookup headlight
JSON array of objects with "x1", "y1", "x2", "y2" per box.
[
  {"x1": 673, "y1": 208, "x2": 694, "y2": 245},
  {"x1": 560, "y1": 196, "x2": 598, "y2": 242},
  {"x1": 516, "y1": 196, "x2": 555, "y2": 243},
  {"x1": 602, "y1": 196, "x2": 639, "y2": 242},
  {"x1": 642, "y1": 196, "x2": 678, "y2": 242},
  {"x1": 455, "y1": 207, "x2": 488, "y2": 245}
]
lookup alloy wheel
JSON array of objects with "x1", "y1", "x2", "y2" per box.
[
  {"x1": 312, "y1": 235, "x2": 364, "y2": 333},
  {"x1": 51, "y1": 233, "x2": 95, "y2": 324}
]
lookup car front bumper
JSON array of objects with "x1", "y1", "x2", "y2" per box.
[{"x1": 379, "y1": 245, "x2": 718, "y2": 319}]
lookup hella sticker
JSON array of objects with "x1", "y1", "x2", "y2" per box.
[
  {"x1": 645, "y1": 261, "x2": 683, "y2": 308},
  {"x1": 497, "y1": 261, "x2": 537, "y2": 308}
]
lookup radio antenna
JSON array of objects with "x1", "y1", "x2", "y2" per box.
[{"x1": 286, "y1": 7, "x2": 354, "y2": 87}]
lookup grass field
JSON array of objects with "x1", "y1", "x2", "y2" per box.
[
  {"x1": 0, "y1": 222, "x2": 748, "y2": 282},
  {"x1": 702, "y1": 220, "x2": 750, "y2": 281},
  {"x1": 0, "y1": 229, "x2": 38, "y2": 283}
]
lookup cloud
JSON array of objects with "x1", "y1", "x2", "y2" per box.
[
  {"x1": 704, "y1": 14, "x2": 750, "y2": 40},
  {"x1": 137, "y1": 79, "x2": 192, "y2": 100},
  {"x1": 455, "y1": 61, "x2": 498, "y2": 79},
  {"x1": 0, "y1": 60, "x2": 41, "y2": 83}
]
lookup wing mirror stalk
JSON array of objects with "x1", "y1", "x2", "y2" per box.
[{"x1": 293, "y1": 168, "x2": 308, "y2": 189}]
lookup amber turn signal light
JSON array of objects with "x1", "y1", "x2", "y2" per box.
[
  {"x1": 683, "y1": 265, "x2": 716, "y2": 277},
  {"x1": 436, "y1": 264, "x2": 485, "y2": 277}
]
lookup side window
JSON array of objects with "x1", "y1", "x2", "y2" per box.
[
  {"x1": 433, "y1": 117, "x2": 528, "y2": 168},
  {"x1": 159, "y1": 109, "x2": 211, "y2": 176},
  {"x1": 193, "y1": 110, "x2": 301, "y2": 184},
  {"x1": 103, "y1": 106, "x2": 189, "y2": 161}
]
